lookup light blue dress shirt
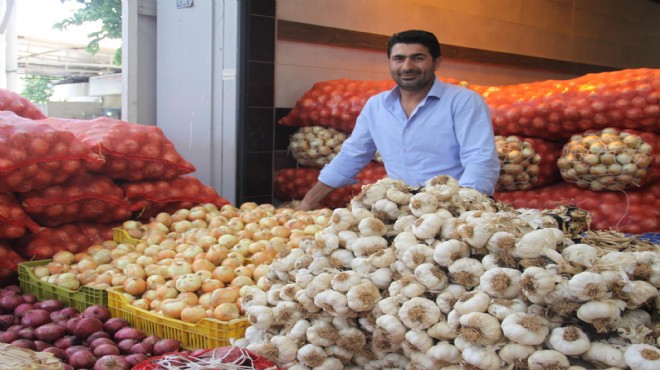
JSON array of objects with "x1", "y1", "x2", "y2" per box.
[{"x1": 318, "y1": 78, "x2": 501, "y2": 195}]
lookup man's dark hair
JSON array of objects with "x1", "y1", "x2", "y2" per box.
[{"x1": 387, "y1": 30, "x2": 442, "y2": 59}]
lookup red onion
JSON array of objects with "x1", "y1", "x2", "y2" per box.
[
  {"x1": 152, "y1": 338, "x2": 181, "y2": 356},
  {"x1": 68, "y1": 349, "x2": 96, "y2": 369},
  {"x1": 82, "y1": 305, "x2": 111, "y2": 322},
  {"x1": 89, "y1": 337, "x2": 115, "y2": 350},
  {"x1": 34, "y1": 340, "x2": 50, "y2": 351},
  {"x1": 140, "y1": 335, "x2": 159, "y2": 353},
  {"x1": 94, "y1": 355, "x2": 130, "y2": 370},
  {"x1": 93, "y1": 343, "x2": 120, "y2": 358},
  {"x1": 0, "y1": 314, "x2": 17, "y2": 329},
  {"x1": 66, "y1": 317, "x2": 82, "y2": 335},
  {"x1": 114, "y1": 327, "x2": 145, "y2": 342},
  {"x1": 13, "y1": 303, "x2": 35, "y2": 318},
  {"x1": 59, "y1": 307, "x2": 80, "y2": 317},
  {"x1": 73, "y1": 317, "x2": 104, "y2": 339},
  {"x1": 43, "y1": 346, "x2": 65, "y2": 360},
  {"x1": 35, "y1": 299, "x2": 64, "y2": 312},
  {"x1": 123, "y1": 354, "x2": 148, "y2": 367},
  {"x1": 35, "y1": 323, "x2": 66, "y2": 342},
  {"x1": 103, "y1": 318, "x2": 128, "y2": 336},
  {"x1": 11, "y1": 339, "x2": 36, "y2": 350},
  {"x1": 0, "y1": 295, "x2": 24, "y2": 311},
  {"x1": 7, "y1": 324, "x2": 23, "y2": 333},
  {"x1": 22, "y1": 309, "x2": 52, "y2": 328},
  {"x1": 85, "y1": 331, "x2": 111, "y2": 344},
  {"x1": 130, "y1": 342, "x2": 149, "y2": 355},
  {"x1": 22, "y1": 294, "x2": 38, "y2": 304},
  {"x1": 116, "y1": 339, "x2": 138, "y2": 355},
  {"x1": 65, "y1": 345, "x2": 90, "y2": 359},
  {"x1": 0, "y1": 330, "x2": 18, "y2": 343},
  {"x1": 18, "y1": 326, "x2": 36, "y2": 340},
  {"x1": 55, "y1": 335, "x2": 81, "y2": 349},
  {"x1": 1, "y1": 285, "x2": 21, "y2": 295}
]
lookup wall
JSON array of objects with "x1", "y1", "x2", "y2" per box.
[{"x1": 275, "y1": 0, "x2": 660, "y2": 107}]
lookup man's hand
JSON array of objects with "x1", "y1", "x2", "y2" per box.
[{"x1": 294, "y1": 182, "x2": 335, "y2": 211}]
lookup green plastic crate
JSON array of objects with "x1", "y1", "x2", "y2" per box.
[{"x1": 18, "y1": 259, "x2": 107, "y2": 312}]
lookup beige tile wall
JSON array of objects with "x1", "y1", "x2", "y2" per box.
[{"x1": 275, "y1": 0, "x2": 660, "y2": 107}]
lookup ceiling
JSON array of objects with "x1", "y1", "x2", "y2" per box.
[{"x1": 17, "y1": 35, "x2": 121, "y2": 81}]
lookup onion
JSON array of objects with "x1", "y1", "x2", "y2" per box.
[
  {"x1": 73, "y1": 317, "x2": 104, "y2": 339},
  {"x1": 43, "y1": 346, "x2": 65, "y2": 360},
  {"x1": 34, "y1": 340, "x2": 50, "y2": 351},
  {"x1": 68, "y1": 349, "x2": 96, "y2": 369},
  {"x1": 18, "y1": 326, "x2": 36, "y2": 340},
  {"x1": 64, "y1": 345, "x2": 90, "y2": 359},
  {"x1": 21, "y1": 309, "x2": 52, "y2": 328},
  {"x1": 114, "y1": 327, "x2": 145, "y2": 342},
  {"x1": 7, "y1": 324, "x2": 23, "y2": 333},
  {"x1": 82, "y1": 305, "x2": 111, "y2": 322},
  {"x1": 1, "y1": 285, "x2": 21, "y2": 295},
  {"x1": 124, "y1": 354, "x2": 148, "y2": 367},
  {"x1": 0, "y1": 330, "x2": 18, "y2": 343},
  {"x1": 55, "y1": 335, "x2": 81, "y2": 349},
  {"x1": 35, "y1": 299, "x2": 64, "y2": 312},
  {"x1": 94, "y1": 355, "x2": 130, "y2": 370},
  {"x1": 89, "y1": 337, "x2": 115, "y2": 350},
  {"x1": 141, "y1": 335, "x2": 160, "y2": 351},
  {"x1": 93, "y1": 343, "x2": 121, "y2": 357},
  {"x1": 35, "y1": 323, "x2": 66, "y2": 342},
  {"x1": 0, "y1": 314, "x2": 18, "y2": 329},
  {"x1": 13, "y1": 303, "x2": 34, "y2": 318},
  {"x1": 130, "y1": 342, "x2": 150, "y2": 355},
  {"x1": 85, "y1": 331, "x2": 111, "y2": 344},
  {"x1": 0, "y1": 295, "x2": 24, "y2": 311},
  {"x1": 11, "y1": 339, "x2": 36, "y2": 350},
  {"x1": 66, "y1": 317, "x2": 82, "y2": 335},
  {"x1": 152, "y1": 338, "x2": 181, "y2": 356},
  {"x1": 117, "y1": 339, "x2": 139, "y2": 355},
  {"x1": 103, "y1": 317, "x2": 129, "y2": 336}
]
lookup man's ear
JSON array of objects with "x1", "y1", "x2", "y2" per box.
[{"x1": 434, "y1": 57, "x2": 442, "y2": 71}]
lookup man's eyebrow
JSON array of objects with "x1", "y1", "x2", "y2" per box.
[{"x1": 391, "y1": 52, "x2": 427, "y2": 58}]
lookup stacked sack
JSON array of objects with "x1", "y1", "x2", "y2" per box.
[
  {"x1": 277, "y1": 69, "x2": 659, "y2": 233},
  {"x1": 0, "y1": 88, "x2": 230, "y2": 282}
]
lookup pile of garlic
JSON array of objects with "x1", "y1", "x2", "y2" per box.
[{"x1": 236, "y1": 175, "x2": 659, "y2": 370}]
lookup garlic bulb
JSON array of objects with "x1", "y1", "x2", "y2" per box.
[
  {"x1": 297, "y1": 343, "x2": 326, "y2": 368},
  {"x1": 409, "y1": 192, "x2": 439, "y2": 217},
  {"x1": 389, "y1": 276, "x2": 426, "y2": 298},
  {"x1": 520, "y1": 266, "x2": 557, "y2": 303},
  {"x1": 548, "y1": 326, "x2": 590, "y2": 356},
  {"x1": 460, "y1": 345, "x2": 501, "y2": 370},
  {"x1": 448, "y1": 257, "x2": 484, "y2": 288},
  {"x1": 246, "y1": 305, "x2": 274, "y2": 330},
  {"x1": 498, "y1": 342, "x2": 537, "y2": 368},
  {"x1": 576, "y1": 299, "x2": 625, "y2": 333},
  {"x1": 372, "y1": 198, "x2": 400, "y2": 221},
  {"x1": 272, "y1": 301, "x2": 304, "y2": 327},
  {"x1": 369, "y1": 267, "x2": 393, "y2": 289},
  {"x1": 487, "y1": 298, "x2": 528, "y2": 321},
  {"x1": 411, "y1": 213, "x2": 445, "y2": 239},
  {"x1": 561, "y1": 243, "x2": 598, "y2": 268},
  {"x1": 414, "y1": 263, "x2": 448, "y2": 291},
  {"x1": 425, "y1": 174, "x2": 460, "y2": 202},
  {"x1": 621, "y1": 279, "x2": 658, "y2": 309},
  {"x1": 454, "y1": 291, "x2": 490, "y2": 315},
  {"x1": 314, "y1": 290, "x2": 350, "y2": 317},
  {"x1": 501, "y1": 312, "x2": 549, "y2": 345},
  {"x1": 581, "y1": 342, "x2": 627, "y2": 368},
  {"x1": 336, "y1": 327, "x2": 367, "y2": 352},
  {"x1": 458, "y1": 312, "x2": 502, "y2": 345},
  {"x1": 401, "y1": 244, "x2": 435, "y2": 269},
  {"x1": 432, "y1": 239, "x2": 470, "y2": 267},
  {"x1": 436, "y1": 284, "x2": 468, "y2": 313},
  {"x1": 330, "y1": 208, "x2": 355, "y2": 231},
  {"x1": 527, "y1": 349, "x2": 569, "y2": 370},
  {"x1": 329, "y1": 248, "x2": 354, "y2": 269},
  {"x1": 368, "y1": 247, "x2": 397, "y2": 268},
  {"x1": 325, "y1": 345, "x2": 353, "y2": 364},
  {"x1": 568, "y1": 271, "x2": 607, "y2": 301},
  {"x1": 624, "y1": 344, "x2": 660, "y2": 370},
  {"x1": 375, "y1": 314, "x2": 407, "y2": 341},
  {"x1": 393, "y1": 214, "x2": 418, "y2": 233},
  {"x1": 458, "y1": 220, "x2": 495, "y2": 250},
  {"x1": 385, "y1": 180, "x2": 413, "y2": 205},
  {"x1": 352, "y1": 235, "x2": 388, "y2": 257},
  {"x1": 378, "y1": 296, "x2": 403, "y2": 316},
  {"x1": 486, "y1": 231, "x2": 516, "y2": 255},
  {"x1": 331, "y1": 271, "x2": 363, "y2": 292},
  {"x1": 346, "y1": 280, "x2": 380, "y2": 312},
  {"x1": 289, "y1": 319, "x2": 311, "y2": 340},
  {"x1": 358, "y1": 216, "x2": 388, "y2": 237},
  {"x1": 479, "y1": 267, "x2": 522, "y2": 298},
  {"x1": 312, "y1": 357, "x2": 343, "y2": 370},
  {"x1": 481, "y1": 253, "x2": 499, "y2": 270},
  {"x1": 265, "y1": 335, "x2": 298, "y2": 364},
  {"x1": 398, "y1": 296, "x2": 441, "y2": 330},
  {"x1": 513, "y1": 228, "x2": 564, "y2": 259},
  {"x1": 306, "y1": 320, "x2": 338, "y2": 347},
  {"x1": 426, "y1": 341, "x2": 461, "y2": 366},
  {"x1": 404, "y1": 330, "x2": 434, "y2": 353}
]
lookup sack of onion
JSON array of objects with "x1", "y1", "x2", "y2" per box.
[
  {"x1": 237, "y1": 175, "x2": 659, "y2": 370},
  {"x1": 558, "y1": 128, "x2": 654, "y2": 191},
  {"x1": 0, "y1": 88, "x2": 47, "y2": 120}
]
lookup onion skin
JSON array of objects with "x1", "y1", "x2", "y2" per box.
[
  {"x1": 89, "y1": 337, "x2": 115, "y2": 350},
  {"x1": 93, "y1": 343, "x2": 121, "y2": 358},
  {"x1": 68, "y1": 349, "x2": 96, "y2": 369},
  {"x1": 21, "y1": 309, "x2": 52, "y2": 328},
  {"x1": 55, "y1": 335, "x2": 82, "y2": 349},
  {"x1": 152, "y1": 338, "x2": 181, "y2": 356},
  {"x1": 73, "y1": 317, "x2": 104, "y2": 339},
  {"x1": 124, "y1": 354, "x2": 148, "y2": 367},
  {"x1": 117, "y1": 339, "x2": 139, "y2": 355},
  {"x1": 34, "y1": 299, "x2": 64, "y2": 312},
  {"x1": 13, "y1": 303, "x2": 34, "y2": 318},
  {"x1": 0, "y1": 314, "x2": 18, "y2": 330},
  {"x1": 11, "y1": 339, "x2": 36, "y2": 350},
  {"x1": 82, "y1": 305, "x2": 111, "y2": 322},
  {"x1": 0, "y1": 331, "x2": 18, "y2": 343},
  {"x1": 85, "y1": 331, "x2": 111, "y2": 344},
  {"x1": 114, "y1": 327, "x2": 145, "y2": 342},
  {"x1": 0, "y1": 295, "x2": 24, "y2": 311},
  {"x1": 103, "y1": 317, "x2": 128, "y2": 336},
  {"x1": 43, "y1": 346, "x2": 65, "y2": 360},
  {"x1": 34, "y1": 323, "x2": 66, "y2": 343},
  {"x1": 34, "y1": 340, "x2": 50, "y2": 351},
  {"x1": 94, "y1": 355, "x2": 130, "y2": 370}
]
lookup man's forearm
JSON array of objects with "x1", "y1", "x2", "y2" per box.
[{"x1": 296, "y1": 182, "x2": 335, "y2": 211}]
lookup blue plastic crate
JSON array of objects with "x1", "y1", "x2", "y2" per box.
[{"x1": 635, "y1": 233, "x2": 660, "y2": 244}]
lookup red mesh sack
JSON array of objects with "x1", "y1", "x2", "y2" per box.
[
  {"x1": 14, "y1": 222, "x2": 116, "y2": 260},
  {"x1": 0, "y1": 88, "x2": 47, "y2": 120},
  {"x1": 39, "y1": 116, "x2": 196, "y2": 181},
  {"x1": 274, "y1": 162, "x2": 387, "y2": 209},
  {"x1": 18, "y1": 172, "x2": 135, "y2": 227},
  {"x1": 0, "y1": 111, "x2": 103, "y2": 192},
  {"x1": 121, "y1": 176, "x2": 231, "y2": 220},
  {"x1": 486, "y1": 68, "x2": 660, "y2": 140},
  {"x1": 0, "y1": 242, "x2": 26, "y2": 284},
  {"x1": 494, "y1": 181, "x2": 659, "y2": 234},
  {"x1": 133, "y1": 346, "x2": 279, "y2": 370},
  {"x1": 0, "y1": 192, "x2": 42, "y2": 239}
]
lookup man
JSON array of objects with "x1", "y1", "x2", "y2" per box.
[{"x1": 296, "y1": 30, "x2": 500, "y2": 211}]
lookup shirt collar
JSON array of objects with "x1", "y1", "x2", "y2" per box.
[{"x1": 384, "y1": 77, "x2": 443, "y2": 108}]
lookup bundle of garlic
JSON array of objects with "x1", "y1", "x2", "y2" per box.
[
  {"x1": 289, "y1": 126, "x2": 347, "y2": 167},
  {"x1": 495, "y1": 135, "x2": 541, "y2": 191},
  {"x1": 235, "y1": 175, "x2": 659, "y2": 370}
]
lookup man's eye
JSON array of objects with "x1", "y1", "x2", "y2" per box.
[{"x1": 414, "y1": 56, "x2": 425, "y2": 61}]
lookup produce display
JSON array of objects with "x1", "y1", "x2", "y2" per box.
[{"x1": 239, "y1": 175, "x2": 659, "y2": 369}]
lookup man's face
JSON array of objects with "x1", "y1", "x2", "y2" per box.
[{"x1": 388, "y1": 43, "x2": 439, "y2": 91}]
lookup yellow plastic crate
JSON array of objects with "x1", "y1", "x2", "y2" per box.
[
  {"x1": 18, "y1": 260, "x2": 107, "y2": 312},
  {"x1": 112, "y1": 227, "x2": 143, "y2": 245},
  {"x1": 107, "y1": 288, "x2": 249, "y2": 350}
]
